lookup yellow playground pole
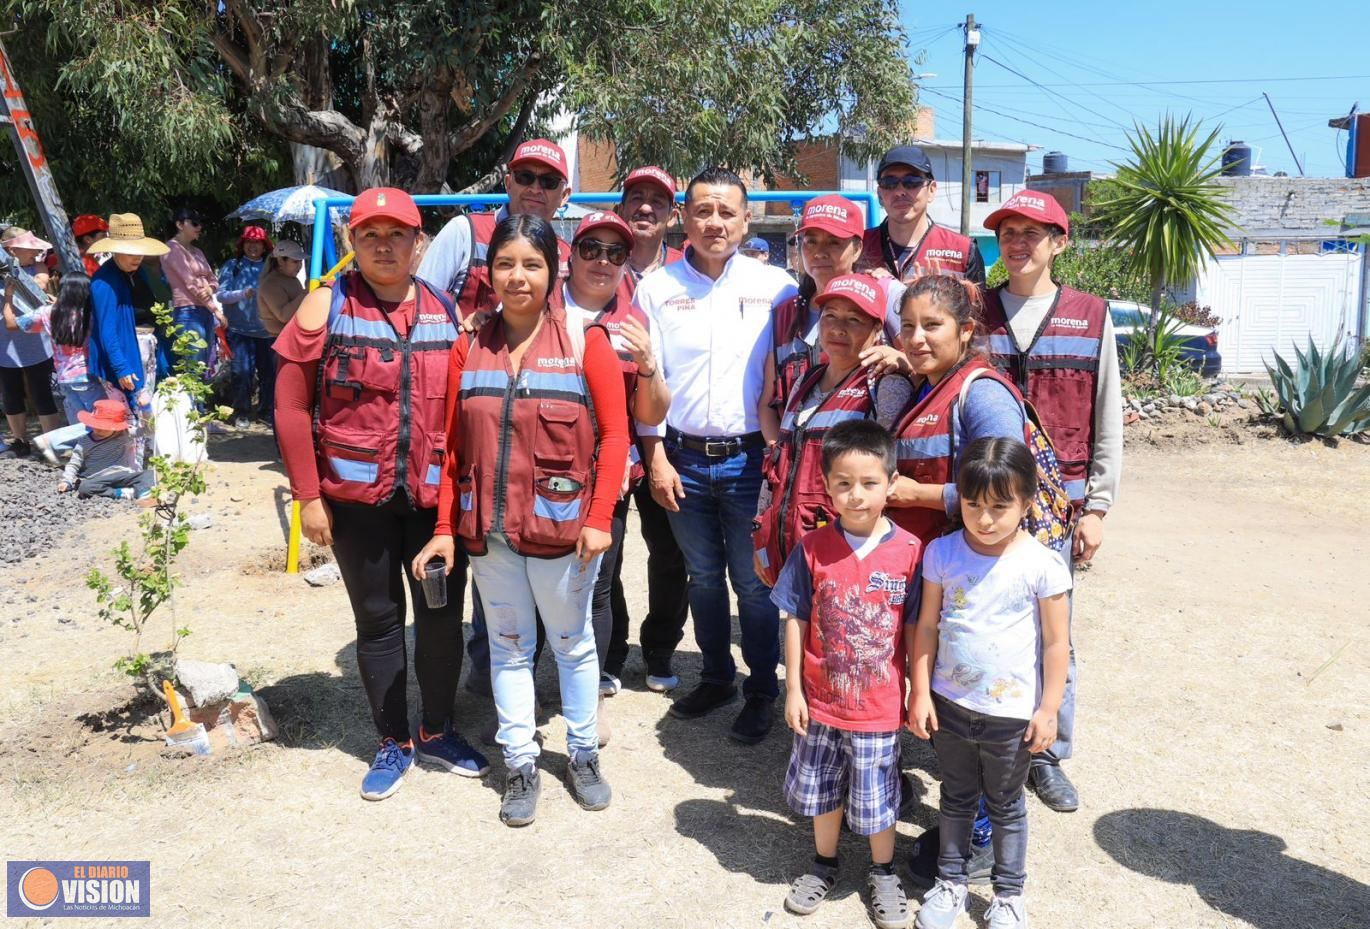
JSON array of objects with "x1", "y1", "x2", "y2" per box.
[{"x1": 286, "y1": 252, "x2": 355, "y2": 573}]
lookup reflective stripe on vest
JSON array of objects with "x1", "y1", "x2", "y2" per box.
[
  {"x1": 754, "y1": 364, "x2": 879, "y2": 569},
  {"x1": 456, "y1": 308, "x2": 599, "y2": 558},
  {"x1": 981, "y1": 285, "x2": 1106, "y2": 508},
  {"x1": 859, "y1": 221, "x2": 975, "y2": 281},
  {"x1": 315, "y1": 271, "x2": 455, "y2": 510}
]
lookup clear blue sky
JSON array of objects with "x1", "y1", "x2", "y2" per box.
[{"x1": 898, "y1": 2, "x2": 1370, "y2": 178}]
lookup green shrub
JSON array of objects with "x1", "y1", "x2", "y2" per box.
[{"x1": 1265, "y1": 336, "x2": 1370, "y2": 437}]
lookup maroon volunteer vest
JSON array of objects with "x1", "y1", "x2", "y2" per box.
[
  {"x1": 859, "y1": 220, "x2": 976, "y2": 281},
  {"x1": 554, "y1": 284, "x2": 650, "y2": 489},
  {"x1": 314, "y1": 272, "x2": 457, "y2": 509},
  {"x1": 454, "y1": 307, "x2": 600, "y2": 557},
  {"x1": 770, "y1": 293, "x2": 820, "y2": 414},
  {"x1": 456, "y1": 212, "x2": 572, "y2": 319},
  {"x1": 981, "y1": 285, "x2": 1106, "y2": 508},
  {"x1": 752, "y1": 363, "x2": 881, "y2": 575},
  {"x1": 892, "y1": 358, "x2": 1027, "y2": 548}
]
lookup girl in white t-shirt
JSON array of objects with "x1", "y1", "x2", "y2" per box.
[{"x1": 907, "y1": 437, "x2": 1071, "y2": 929}]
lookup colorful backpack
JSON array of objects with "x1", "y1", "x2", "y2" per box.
[{"x1": 955, "y1": 368, "x2": 1075, "y2": 551}]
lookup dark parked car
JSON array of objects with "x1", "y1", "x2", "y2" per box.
[{"x1": 1110, "y1": 301, "x2": 1221, "y2": 377}]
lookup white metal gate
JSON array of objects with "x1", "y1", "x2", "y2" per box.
[{"x1": 1196, "y1": 251, "x2": 1366, "y2": 373}]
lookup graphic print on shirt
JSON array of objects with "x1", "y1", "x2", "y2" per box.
[
  {"x1": 938, "y1": 573, "x2": 1033, "y2": 709},
  {"x1": 811, "y1": 577, "x2": 899, "y2": 712}
]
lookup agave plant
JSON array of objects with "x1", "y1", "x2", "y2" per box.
[{"x1": 1265, "y1": 336, "x2": 1370, "y2": 437}]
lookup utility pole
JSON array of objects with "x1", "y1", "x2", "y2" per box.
[
  {"x1": 1262, "y1": 92, "x2": 1305, "y2": 177},
  {"x1": 960, "y1": 14, "x2": 980, "y2": 237},
  {"x1": 0, "y1": 39, "x2": 81, "y2": 272}
]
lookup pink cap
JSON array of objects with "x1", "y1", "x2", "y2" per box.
[
  {"x1": 509, "y1": 138, "x2": 569, "y2": 179},
  {"x1": 813, "y1": 273, "x2": 884, "y2": 322},
  {"x1": 984, "y1": 189, "x2": 1070, "y2": 235},
  {"x1": 623, "y1": 166, "x2": 676, "y2": 200},
  {"x1": 573, "y1": 210, "x2": 634, "y2": 244},
  {"x1": 797, "y1": 195, "x2": 864, "y2": 240}
]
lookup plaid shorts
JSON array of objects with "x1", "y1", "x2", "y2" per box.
[{"x1": 783, "y1": 721, "x2": 902, "y2": 835}]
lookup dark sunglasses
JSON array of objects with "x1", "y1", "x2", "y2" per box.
[
  {"x1": 576, "y1": 238, "x2": 629, "y2": 266},
  {"x1": 876, "y1": 175, "x2": 931, "y2": 191},
  {"x1": 512, "y1": 170, "x2": 564, "y2": 191}
]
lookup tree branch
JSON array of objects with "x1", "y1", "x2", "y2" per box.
[
  {"x1": 449, "y1": 52, "x2": 541, "y2": 155},
  {"x1": 459, "y1": 92, "x2": 536, "y2": 194}
]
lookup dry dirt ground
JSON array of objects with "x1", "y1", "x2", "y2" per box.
[{"x1": 2, "y1": 425, "x2": 1368, "y2": 929}]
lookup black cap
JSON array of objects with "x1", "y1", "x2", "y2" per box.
[{"x1": 877, "y1": 145, "x2": 933, "y2": 177}]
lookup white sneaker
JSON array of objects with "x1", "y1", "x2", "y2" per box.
[
  {"x1": 599, "y1": 673, "x2": 621, "y2": 697},
  {"x1": 984, "y1": 894, "x2": 1027, "y2": 929},
  {"x1": 914, "y1": 879, "x2": 969, "y2": 929},
  {"x1": 30, "y1": 436, "x2": 59, "y2": 466}
]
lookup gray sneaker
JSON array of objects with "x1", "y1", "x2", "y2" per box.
[
  {"x1": 914, "y1": 879, "x2": 969, "y2": 929},
  {"x1": 499, "y1": 765, "x2": 541, "y2": 827},
  {"x1": 566, "y1": 751, "x2": 612, "y2": 811},
  {"x1": 984, "y1": 895, "x2": 1027, "y2": 929}
]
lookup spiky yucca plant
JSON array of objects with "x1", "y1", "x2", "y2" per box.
[
  {"x1": 1092, "y1": 116, "x2": 1237, "y2": 322},
  {"x1": 1265, "y1": 337, "x2": 1370, "y2": 437}
]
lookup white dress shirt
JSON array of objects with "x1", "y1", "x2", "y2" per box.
[{"x1": 634, "y1": 249, "x2": 797, "y2": 438}]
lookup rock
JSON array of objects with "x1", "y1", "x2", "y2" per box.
[
  {"x1": 1236, "y1": 399, "x2": 1249, "y2": 409},
  {"x1": 175, "y1": 659, "x2": 240, "y2": 707},
  {"x1": 229, "y1": 495, "x2": 244, "y2": 503},
  {"x1": 188, "y1": 693, "x2": 278, "y2": 749},
  {"x1": 1183, "y1": 398, "x2": 1199, "y2": 411},
  {"x1": 304, "y1": 562, "x2": 342, "y2": 587},
  {"x1": 1138, "y1": 410, "x2": 1150, "y2": 419},
  {"x1": 1168, "y1": 394, "x2": 1182, "y2": 407},
  {"x1": 1123, "y1": 410, "x2": 1141, "y2": 425},
  {"x1": 1197, "y1": 402, "x2": 1213, "y2": 416},
  {"x1": 187, "y1": 513, "x2": 213, "y2": 530},
  {"x1": 1142, "y1": 403, "x2": 1157, "y2": 414},
  {"x1": 1327, "y1": 722, "x2": 1344, "y2": 732}
]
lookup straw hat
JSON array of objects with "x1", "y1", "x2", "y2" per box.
[{"x1": 87, "y1": 214, "x2": 170, "y2": 257}]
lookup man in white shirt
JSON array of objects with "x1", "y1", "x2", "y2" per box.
[{"x1": 634, "y1": 167, "x2": 798, "y2": 744}]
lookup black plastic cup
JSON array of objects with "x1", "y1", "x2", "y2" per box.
[{"x1": 421, "y1": 558, "x2": 449, "y2": 609}]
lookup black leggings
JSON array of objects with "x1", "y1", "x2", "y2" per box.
[
  {"x1": 591, "y1": 496, "x2": 631, "y2": 672},
  {"x1": 330, "y1": 493, "x2": 468, "y2": 742},
  {"x1": 0, "y1": 358, "x2": 59, "y2": 417}
]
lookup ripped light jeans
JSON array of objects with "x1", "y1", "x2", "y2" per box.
[{"x1": 468, "y1": 534, "x2": 603, "y2": 770}]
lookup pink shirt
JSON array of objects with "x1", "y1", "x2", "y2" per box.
[{"x1": 162, "y1": 239, "x2": 217, "y2": 308}]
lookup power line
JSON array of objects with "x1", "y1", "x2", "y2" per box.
[
  {"x1": 920, "y1": 86, "x2": 1131, "y2": 153},
  {"x1": 984, "y1": 29, "x2": 1157, "y2": 123},
  {"x1": 924, "y1": 73, "x2": 1370, "y2": 89},
  {"x1": 979, "y1": 53, "x2": 1133, "y2": 131}
]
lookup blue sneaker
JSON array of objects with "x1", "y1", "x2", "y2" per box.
[
  {"x1": 416, "y1": 722, "x2": 490, "y2": 778},
  {"x1": 360, "y1": 738, "x2": 414, "y2": 801}
]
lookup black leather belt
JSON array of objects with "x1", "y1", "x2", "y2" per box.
[{"x1": 666, "y1": 428, "x2": 765, "y2": 458}]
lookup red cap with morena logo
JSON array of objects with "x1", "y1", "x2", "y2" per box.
[
  {"x1": 797, "y1": 194, "x2": 864, "y2": 241},
  {"x1": 348, "y1": 188, "x2": 421, "y2": 230},
  {"x1": 573, "y1": 210, "x2": 634, "y2": 244},
  {"x1": 509, "y1": 139, "x2": 569, "y2": 179},
  {"x1": 623, "y1": 166, "x2": 676, "y2": 201},
  {"x1": 813, "y1": 273, "x2": 884, "y2": 322},
  {"x1": 984, "y1": 189, "x2": 1071, "y2": 235}
]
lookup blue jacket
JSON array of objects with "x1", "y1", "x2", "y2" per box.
[
  {"x1": 88, "y1": 260, "x2": 144, "y2": 391},
  {"x1": 217, "y1": 256, "x2": 269, "y2": 336}
]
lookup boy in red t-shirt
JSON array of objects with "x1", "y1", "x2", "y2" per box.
[{"x1": 770, "y1": 419, "x2": 922, "y2": 928}]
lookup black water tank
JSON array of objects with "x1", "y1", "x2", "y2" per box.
[
  {"x1": 1042, "y1": 151, "x2": 1068, "y2": 174},
  {"x1": 1222, "y1": 142, "x2": 1253, "y2": 177}
]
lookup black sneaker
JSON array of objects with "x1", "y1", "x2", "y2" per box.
[
  {"x1": 729, "y1": 695, "x2": 775, "y2": 744},
  {"x1": 499, "y1": 765, "x2": 541, "y2": 827},
  {"x1": 565, "y1": 751, "x2": 612, "y2": 811},
  {"x1": 9, "y1": 439, "x2": 30, "y2": 458},
  {"x1": 906, "y1": 827, "x2": 993, "y2": 888},
  {"x1": 668, "y1": 681, "x2": 737, "y2": 719}
]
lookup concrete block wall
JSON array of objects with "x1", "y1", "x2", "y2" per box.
[{"x1": 1215, "y1": 176, "x2": 1370, "y2": 238}]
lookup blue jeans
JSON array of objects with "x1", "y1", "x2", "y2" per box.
[
  {"x1": 664, "y1": 443, "x2": 779, "y2": 700},
  {"x1": 170, "y1": 305, "x2": 214, "y2": 371},
  {"x1": 40, "y1": 380, "x2": 115, "y2": 453},
  {"x1": 227, "y1": 332, "x2": 276, "y2": 418},
  {"x1": 468, "y1": 535, "x2": 603, "y2": 770}
]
